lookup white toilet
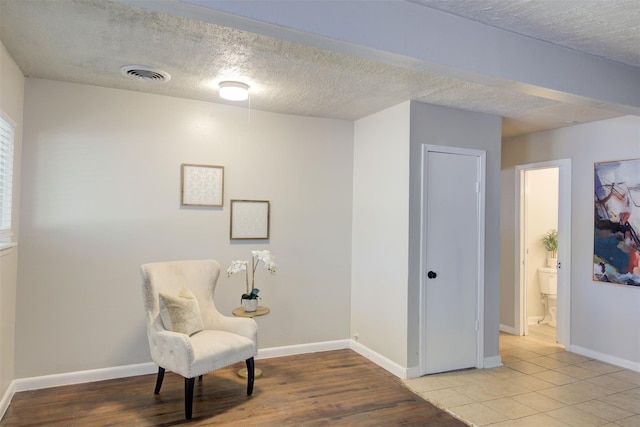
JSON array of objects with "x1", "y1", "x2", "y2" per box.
[{"x1": 537, "y1": 267, "x2": 558, "y2": 327}]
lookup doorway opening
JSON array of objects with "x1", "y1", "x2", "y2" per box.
[
  {"x1": 516, "y1": 159, "x2": 571, "y2": 347},
  {"x1": 522, "y1": 167, "x2": 558, "y2": 343}
]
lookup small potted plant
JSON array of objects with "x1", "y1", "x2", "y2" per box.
[
  {"x1": 541, "y1": 229, "x2": 558, "y2": 267},
  {"x1": 227, "y1": 250, "x2": 277, "y2": 312}
]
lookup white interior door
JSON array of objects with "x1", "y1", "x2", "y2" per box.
[{"x1": 421, "y1": 146, "x2": 484, "y2": 375}]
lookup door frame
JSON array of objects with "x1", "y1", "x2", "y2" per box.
[
  {"x1": 419, "y1": 144, "x2": 486, "y2": 375},
  {"x1": 515, "y1": 159, "x2": 572, "y2": 347}
]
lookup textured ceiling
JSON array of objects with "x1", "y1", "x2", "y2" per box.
[
  {"x1": 0, "y1": 0, "x2": 638, "y2": 137},
  {"x1": 412, "y1": 0, "x2": 640, "y2": 67}
]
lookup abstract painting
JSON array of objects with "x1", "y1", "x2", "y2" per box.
[{"x1": 593, "y1": 158, "x2": 640, "y2": 286}]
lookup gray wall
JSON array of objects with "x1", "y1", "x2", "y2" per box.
[
  {"x1": 501, "y1": 116, "x2": 640, "y2": 367},
  {"x1": 351, "y1": 100, "x2": 502, "y2": 371},
  {"x1": 17, "y1": 79, "x2": 354, "y2": 378},
  {"x1": 408, "y1": 101, "x2": 503, "y2": 365},
  {"x1": 16, "y1": 83, "x2": 503, "y2": 381}
]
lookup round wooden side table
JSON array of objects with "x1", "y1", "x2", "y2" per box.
[
  {"x1": 232, "y1": 306, "x2": 270, "y2": 378},
  {"x1": 232, "y1": 306, "x2": 270, "y2": 318}
]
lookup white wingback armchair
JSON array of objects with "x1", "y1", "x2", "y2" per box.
[{"x1": 140, "y1": 259, "x2": 258, "y2": 420}]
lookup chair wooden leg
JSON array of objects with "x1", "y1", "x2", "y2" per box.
[
  {"x1": 185, "y1": 377, "x2": 195, "y2": 420},
  {"x1": 198, "y1": 375, "x2": 203, "y2": 381},
  {"x1": 245, "y1": 357, "x2": 255, "y2": 396},
  {"x1": 154, "y1": 367, "x2": 165, "y2": 394}
]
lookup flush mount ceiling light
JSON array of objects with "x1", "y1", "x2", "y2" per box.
[
  {"x1": 219, "y1": 81, "x2": 250, "y2": 101},
  {"x1": 120, "y1": 65, "x2": 171, "y2": 83}
]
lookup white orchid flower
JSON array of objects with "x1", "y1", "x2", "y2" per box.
[
  {"x1": 266, "y1": 261, "x2": 277, "y2": 274},
  {"x1": 226, "y1": 260, "x2": 248, "y2": 276},
  {"x1": 252, "y1": 250, "x2": 271, "y2": 262}
]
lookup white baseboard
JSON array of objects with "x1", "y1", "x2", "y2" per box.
[
  {"x1": 483, "y1": 355, "x2": 503, "y2": 369},
  {"x1": 0, "y1": 337, "x2": 512, "y2": 420},
  {"x1": 0, "y1": 381, "x2": 15, "y2": 421},
  {"x1": 527, "y1": 316, "x2": 544, "y2": 325},
  {"x1": 569, "y1": 345, "x2": 640, "y2": 373},
  {"x1": 2, "y1": 363, "x2": 156, "y2": 421},
  {"x1": 349, "y1": 340, "x2": 409, "y2": 379},
  {"x1": 9, "y1": 341, "x2": 352, "y2": 395},
  {"x1": 259, "y1": 339, "x2": 415, "y2": 379},
  {"x1": 257, "y1": 339, "x2": 350, "y2": 359},
  {"x1": 405, "y1": 365, "x2": 422, "y2": 379},
  {"x1": 13, "y1": 362, "x2": 157, "y2": 393},
  {"x1": 499, "y1": 324, "x2": 518, "y2": 335}
]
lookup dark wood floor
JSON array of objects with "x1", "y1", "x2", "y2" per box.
[{"x1": 1, "y1": 349, "x2": 467, "y2": 426}]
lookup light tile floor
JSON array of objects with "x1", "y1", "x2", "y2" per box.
[{"x1": 404, "y1": 332, "x2": 640, "y2": 426}]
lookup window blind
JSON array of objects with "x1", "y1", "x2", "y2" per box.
[{"x1": 0, "y1": 112, "x2": 15, "y2": 239}]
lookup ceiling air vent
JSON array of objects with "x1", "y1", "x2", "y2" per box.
[{"x1": 120, "y1": 65, "x2": 171, "y2": 83}]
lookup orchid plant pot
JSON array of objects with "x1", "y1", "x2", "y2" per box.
[
  {"x1": 242, "y1": 298, "x2": 258, "y2": 312},
  {"x1": 228, "y1": 250, "x2": 277, "y2": 314}
]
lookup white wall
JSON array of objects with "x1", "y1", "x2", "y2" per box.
[
  {"x1": 17, "y1": 79, "x2": 354, "y2": 378},
  {"x1": 351, "y1": 102, "x2": 410, "y2": 366},
  {"x1": 0, "y1": 41, "x2": 24, "y2": 398},
  {"x1": 408, "y1": 101, "x2": 502, "y2": 365},
  {"x1": 502, "y1": 116, "x2": 640, "y2": 367}
]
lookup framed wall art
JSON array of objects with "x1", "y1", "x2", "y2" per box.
[
  {"x1": 230, "y1": 200, "x2": 270, "y2": 240},
  {"x1": 593, "y1": 158, "x2": 640, "y2": 286},
  {"x1": 181, "y1": 164, "x2": 224, "y2": 207}
]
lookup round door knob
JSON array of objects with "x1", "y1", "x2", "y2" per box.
[{"x1": 427, "y1": 271, "x2": 437, "y2": 279}]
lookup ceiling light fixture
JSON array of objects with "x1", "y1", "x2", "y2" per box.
[{"x1": 219, "y1": 81, "x2": 250, "y2": 101}]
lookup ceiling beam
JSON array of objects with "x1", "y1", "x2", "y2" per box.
[{"x1": 120, "y1": 0, "x2": 640, "y2": 115}]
